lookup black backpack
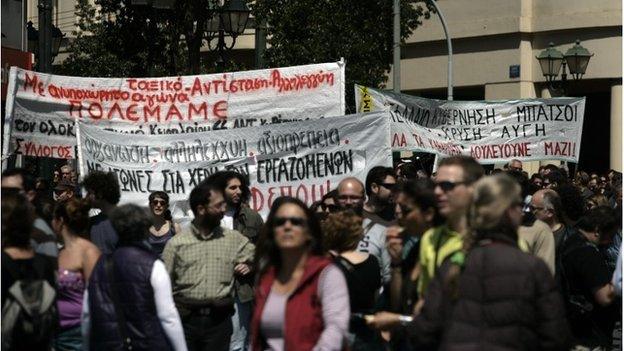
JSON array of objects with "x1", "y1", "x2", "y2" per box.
[{"x1": 1, "y1": 254, "x2": 58, "y2": 351}]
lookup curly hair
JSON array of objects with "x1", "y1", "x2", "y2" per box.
[
  {"x1": 82, "y1": 171, "x2": 121, "y2": 205},
  {"x1": 321, "y1": 211, "x2": 363, "y2": 253},
  {"x1": 210, "y1": 171, "x2": 251, "y2": 204}
]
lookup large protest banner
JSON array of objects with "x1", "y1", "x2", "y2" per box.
[
  {"x1": 77, "y1": 111, "x2": 391, "y2": 217},
  {"x1": 355, "y1": 85, "x2": 586, "y2": 163},
  {"x1": 2, "y1": 62, "x2": 346, "y2": 161}
]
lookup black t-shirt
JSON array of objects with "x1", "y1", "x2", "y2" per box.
[
  {"x1": 334, "y1": 254, "x2": 381, "y2": 314},
  {"x1": 562, "y1": 232, "x2": 617, "y2": 346}
]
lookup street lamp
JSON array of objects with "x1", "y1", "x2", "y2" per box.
[
  {"x1": 536, "y1": 40, "x2": 593, "y2": 94},
  {"x1": 205, "y1": 0, "x2": 251, "y2": 71},
  {"x1": 26, "y1": 21, "x2": 65, "y2": 64}
]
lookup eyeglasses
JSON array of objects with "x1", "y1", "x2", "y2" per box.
[
  {"x1": 151, "y1": 199, "x2": 167, "y2": 206},
  {"x1": 528, "y1": 204, "x2": 545, "y2": 212},
  {"x1": 337, "y1": 195, "x2": 363, "y2": 201},
  {"x1": 321, "y1": 203, "x2": 339, "y2": 212},
  {"x1": 435, "y1": 180, "x2": 467, "y2": 192},
  {"x1": 380, "y1": 183, "x2": 396, "y2": 191},
  {"x1": 274, "y1": 217, "x2": 306, "y2": 227}
]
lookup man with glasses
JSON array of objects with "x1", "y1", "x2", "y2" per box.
[
  {"x1": 530, "y1": 189, "x2": 571, "y2": 250},
  {"x1": 417, "y1": 156, "x2": 484, "y2": 297},
  {"x1": 336, "y1": 177, "x2": 391, "y2": 284},
  {"x1": 507, "y1": 159, "x2": 523, "y2": 172},
  {"x1": 363, "y1": 166, "x2": 397, "y2": 227},
  {"x1": 163, "y1": 178, "x2": 254, "y2": 351}
]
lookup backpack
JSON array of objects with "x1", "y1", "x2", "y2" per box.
[{"x1": 1, "y1": 254, "x2": 58, "y2": 351}]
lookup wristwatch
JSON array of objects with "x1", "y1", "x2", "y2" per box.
[{"x1": 398, "y1": 315, "x2": 413, "y2": 326}]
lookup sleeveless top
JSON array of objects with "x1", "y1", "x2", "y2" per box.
[
  {"x1": 334, "y1": 254, "x2": 381, "y2": 314},
  {"x1": 57, "y1": 269, "x2": 86, "y2": 329},
  {"x1": 148, "y1": 222, "x2": 176, "y2": 257}
]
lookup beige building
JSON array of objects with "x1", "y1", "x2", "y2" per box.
[{"x1": 390, "y1": 0, "x2": 622, "y2": 174}]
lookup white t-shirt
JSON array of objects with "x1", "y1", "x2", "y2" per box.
[{"x1": 221, "y1": 209, "x2": 236, "y2": 230}]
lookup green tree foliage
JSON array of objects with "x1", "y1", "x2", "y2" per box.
[{"x1": 252, "y1": 0, "x2": 434, "y2": 112}]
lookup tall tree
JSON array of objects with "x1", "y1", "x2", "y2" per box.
[{"x1": 252, "y1": 0, "x2": 434, "y2": 112}]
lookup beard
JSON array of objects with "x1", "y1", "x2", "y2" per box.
[{"x1": 200, "y1": 213, "x2": 223, "y2": 230}]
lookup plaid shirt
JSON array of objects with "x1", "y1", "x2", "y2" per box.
[{"x1": 162, "y1": 223, "x2": 255, "y2": 306}]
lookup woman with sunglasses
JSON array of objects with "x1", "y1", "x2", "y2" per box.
[
  {"x1": 147, "y1": 192, "x2": 181, "y2": 257},
  {"x1": 250, "y1": 197, "x2": 350, "y2": 351},
  {"x1": 368, "y1": 174, "x2": 571, "y2": 350}
]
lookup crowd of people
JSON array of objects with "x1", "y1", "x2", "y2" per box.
[{"x1": 1, "y1": 156, "x2": 622, "y2": 351}]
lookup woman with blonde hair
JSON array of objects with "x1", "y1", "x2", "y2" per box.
[{"x1": 369, "y1": 174, "x2": 571, "y2": 350}]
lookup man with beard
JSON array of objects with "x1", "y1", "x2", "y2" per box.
[
  {"x1": 163, "y1": 178, "x2": 255, "y2": 351},
  {"x1": 212, "y1": 171, "x2": 262, "y2": 351},
  {"x1": 363, "y1": 166, "x2": 397, "y2": 227},
  {"x1": 336, "y1": 177, "x2": 391, "y2": 285}
]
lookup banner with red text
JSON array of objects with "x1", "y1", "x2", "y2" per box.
[
  {"x1": 2, "y1": 62, "x2": 346, "y2": 160},
  {"x1": 355, "y1": 85, "x2": 585, "y2": 163},
  {"x1": 77, "y1": 111, "x2": 391, "y2": 218}
]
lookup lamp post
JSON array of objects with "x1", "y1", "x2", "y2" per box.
[
  {"x1": 205, "y1": 0, "x2": 250, "y2": 72},
  {"x1": 26, "y1": 20, "x2": 65, "y2": 72},
  {"x1": 536, "y1": 40, "x2": 593, "y2": 95},
  {"x1": 129, "y1": 0, "x2": 177, "y2": 76}
]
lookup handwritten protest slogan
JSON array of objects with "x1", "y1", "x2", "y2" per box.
[
  {"x1": 77, "y1": 111, "x2": 391, "y2": 217},
  {"x1": 2, "y1": 62, "x2": 345, "y2": 160},
  {"x1": 355, "y1": 85, "x2": 586, "y2": 163}
]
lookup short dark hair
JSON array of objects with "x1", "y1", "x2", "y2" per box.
[
  {"x1": 211, "y1": 171, "x2": 251, "y2": 204},
  {"x1": 255, "y1": 197, "x2": 324, "y2": 275},
  {"x1": 365, "y1": 166, "x2": 395, "y2": 196},
  {"x1": 439, "y1": 156, "x2": 484, "y2": 184},
  {"x1": 149, "y1": 191, "x2": 172, "y2": 221},
  {"x1": 1, "y1": 168, "x2": 35, "y2": 192},
  {"x1": 506, "y1": 170, "x2": 530, "y2": 199},
  {"x1": 322, "y1": 189, "x2": 338, "y2": 203},
  {"x1": 189, "y1": 177, "x2": 222, "y2": 216},
  {"x1": 545, "y1": 170, "x2": 567, "y2": 187},
  {"x1": 2, "y1": 189, "x2": 34, "y2": 248},
  {"x1": 555, "y1": 183, "x2": 584, "y2": 223},
  {"x1": 82, "y1": 171, "x2": 121, "y2": 205},
  {"x1": 109, "y1": 204, "x2": 151, "y2": 245}
]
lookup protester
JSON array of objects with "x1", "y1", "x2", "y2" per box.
[
  {"x1": 54, "y1": 179, "x2": 77, "y2": 203},
  {"x1": 52, "y1": 198, "x2": 100, "y2": 350},
  {"x1": 368, "y1": 174, "x2": 571, "y2": 350},
  {"x1": 83, "y1": 171, "x2": 121, "y2": 255},
  {"x1": 163, "y1": 178, "x2": 254, "y2": 351},
  {"x1": 211, "y1": 171, "x2": 263, "y2": 351},
  {"x1": 2, "y1": 168, "x2": 58, "y2": 257},
  {"x1": 336, "y1": 177, "x2": 391, "y2": 284},
  {"x1": 322, "y1": 210, "x2": 383, "y2": 350},
  {"x1": 507, "y1": 158, "x2": 523, "y2": 172},
  {"x1": 147, "y1": 191, "x2": 181, "y2": 257},
  {"x1": 575, "y1": 171, "x2": 594, "y2": 200},
  {"x1": 385, "y1": 178, "x2": 440, "y2": 350},
  {"x1": 250, "y1": 197, "x2": 349, "y2": 351},
  {"x1": 587, "y1": 193, "x2": 610, "y2": 211},
  {"x1": 559, "y1": 207, "x2": 618, "y2": 349},
  {"x1": 321, "y1": 189, "x2": 339, "y2": 213},
  {"x1": 417, "y1": 155, "x2": 484, "y2": 297},
  {"x1": 530, "y1": 173, "x2": 544, "y2": 190},
  {"x1": 531, "y1": 189, "x2": 573, "y2": 251},
  {"x1": 363, "y1": 166, "x2": 397, "y2": 226},
  {"x1": 1, "y1": 189, "x2": 58, "y2": 351},
  {"x1": 395, "y1": 162, "x2": 419, "y2": 182},
  {"x1": 507, "y1": 170, "x2": 556, "y2": 274},
  {"x1": 84, "y1": 204, "x2": 187, "y2": 350}
]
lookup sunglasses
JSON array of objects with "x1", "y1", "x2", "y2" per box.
[
  {"x1": 274, "y1": 217, "x2": 306, "y2": 227},
  {"x1": 322, "y1": 204, "x2": 339, "y2": 212},
  {"x1": 151, "y1": 199, "x2": 167, "y2": 206},
  {"x1": 380, "y1": 183, "x2": 396, "y2": 191},
  {"x1": 435, "y1": 180, "x2": 467, "y2": 192}
]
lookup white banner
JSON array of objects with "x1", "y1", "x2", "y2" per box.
[
  {"x1": 77, "y1": 111, "x2": 392, "y2": 218},
  {"x1": 2, "y1": 62, "x2": 346, "y2": 160},
  {"x1": 355, "y1": 85, "x2": 586, "y2": 164}
]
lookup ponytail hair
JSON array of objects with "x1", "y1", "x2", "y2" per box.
[
  {"x1": 444, "y1": 174, "x2": 521, "y2": 299},
  {"x1": 54, "y1": 198, "x2": 92, "y2": 238}
]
